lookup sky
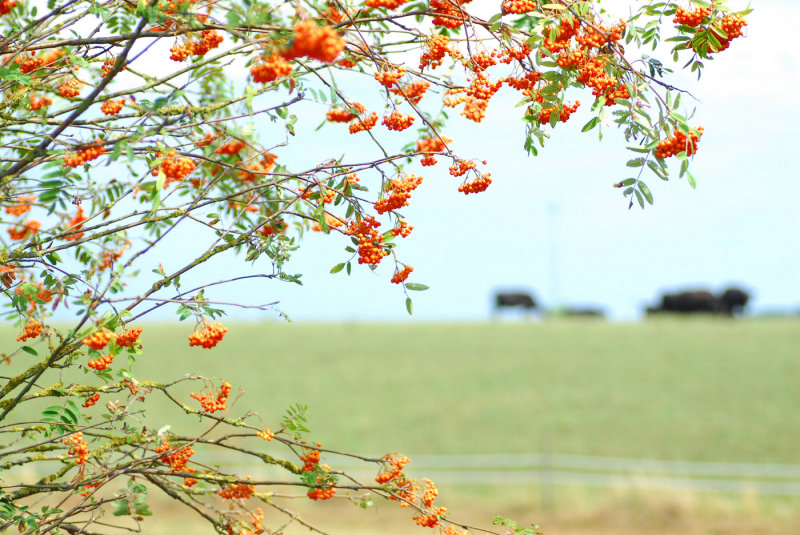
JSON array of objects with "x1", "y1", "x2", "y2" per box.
[{"x1": 102, "y1": 0, "x2": 800, "y2": 323}]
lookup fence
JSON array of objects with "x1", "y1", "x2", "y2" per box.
[{"x1": 223, "y1": 453, "x2": 800, "y2": 496}]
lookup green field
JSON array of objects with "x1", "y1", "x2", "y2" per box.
[
  {"x1": 5, "y1": 318, "x2": 800, "y2": 534},
  {"x1": 121, "y1": 318, "x2": 800, "y2": 463}
]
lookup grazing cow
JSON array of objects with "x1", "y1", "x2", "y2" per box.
[
  {"x1": 661, "y1": 290, "x2": 718, "y2": 313},
  {"x1": 718, "y1": 287, "x2": 750, "y2": 316},
  {"x1": 646, "y1": 287, "x2": 751, "y2": 316},
  {"x1": 494, "y1": 292, "x2": 538, "y2": 312}
]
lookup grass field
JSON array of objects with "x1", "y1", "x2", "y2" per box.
[
  {"x1": 124, "y1": 318, "x2": 800, "y2": 462},
  {"x1": 5, "y1": 318, "x2": 800, "y2": 534}
]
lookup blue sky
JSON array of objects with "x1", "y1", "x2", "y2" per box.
[{"x1": 118, "y1": 0, "x2": 799, "y2": 323}]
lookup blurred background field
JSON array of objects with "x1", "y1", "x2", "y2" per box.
[{"x1": 5, "y1": 318, "x2": 800, "y2": 533}]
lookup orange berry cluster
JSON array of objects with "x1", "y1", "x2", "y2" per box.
[
  {"x1": 300, "y1": 445, "x2": 321, "y2": 471},
  {"x1": 365, "y1": 0, "x2": 407, "y2": 9},
  {"x1": 190, "y1": 381, "x2": 232, "y2": 413},
  {"x1": 169, "y1": 30, "x2": 224, "y2": 61},
  {"x1": 576, "y1": 56, "x2": 618, "y2": 102},
  {"x1": 499, "y1": 44, "x2": 533, "y2": 64},
  {"x1": 416, "y1": 136, "x2": 451, "y2": 166},
  {"x1": 257, "y1": 428, "x2": 274, "y2": 440},
  {"x1": 219, "y1": 476, "x2": 255, "y2": 500},
  {"x1": 383, "y1": 110, "x2": 415, "y2": 131},
  {"x1": 421, "y1": 478, "x2": 439, "y2": 507},
  {"x1": 100, "y1": 99, "x2": 125, "y2": 115},
  {"x1": 214, "y1": 140, "x2": 246, "y2": 156},
  {"x1": 391, "y1": 265, "x2": 413, "y2": 284},
  {"x1": 543, "y1": 17, "x2": 582, "y2": 53},
  {"x1": 538, "y1": 101, "x2": 580, "y2": 124},
  {"x1": 282, "y1": 20, "x2": 345, "y2": 63},
  {"x1": 5, "y1": 194, "x2": 36, "y2": 216},
  {"x1": 7, "y1": 220, "x2": 40, "y2": 241},
  {"x1": 458, "y1": 173, "x2": 492, "y2": 194},
  {"x1": 710, "y1": 14, "x2": 747, "y2": 52},
  {"x1": 29, "y1": 94, "x2": 52, "y2": 111},
  {"x1": 467, "y1": 50, "x2": 498, "y2": 72},
  {"x1": 326, "y1": 103, "x2": 365, "y2": 122},
  {"x1": 319, "y1": 189, "x2": 337, "y2": 204},
  {"x1": 153, "y1": 151, "x2": 196, "y2": 187},
  {"x1": 88, "y1": 353, "x2": 114, "y2": 370},
  {"x1": 375, "y1": 66, "x2": 407, "y2": 88},
  {"x1": 390, "y1": 80, "x2": 431, "y2": 105},
  {"x1": 155, "y1": 440, "x2": 196, "y2": 473},
  {"x1": 461, "y1": 73, "x2": 503, "y2": 123},
  {"x1": 413, "y1": 508, "x2": 447, "y2": 528},
  {"x1": 188, "y1": 322, "x2": 228, "y2": 349},
  {"x1": 251, "y1": 51, "x2": 293, "y2": 84},
  {"x1": 64, "y1": 142, "x2": 105, "y2": 167},
  {"x1": 576, "y1": 21, "x2": 626, "y2": 49},
  {"x1": 346, "y1": 216, "x2": 389, "y2": 265},
  {"x1": 420, "y1": 34, "x2": 455, "y2": 70},
  {"x1": 237, "y1": 152, "x2": 278, "y2": 182},
  {"x1": 100, "y1": 57, "x2": 126, "y2": 77},
  {"x1": 674, "y1": 6, "x2": 711, "y2": 27},
  {"x1": 391, "y1": 219, "x2": 413, "y2": 238},
  {"x1": 58, "y1": 79, "x2": 81, "y2": 99},
  {"x1": 375, "y1": 174, "x2": 423, "y2": 214},
  {"x1": 0, "y1": 0, "x2": 17, "y2": 15},
  {"x1": 63, "y1": 205, "x2": 86, "y2": 242},
  {"x1": 449, "y1": 159, "x2": 476, "y2": 177},
  {"x1": 83, "y1": 329, "x2": 114, "y2": 350},
  {"x1": 502, "y1": 0, "x2": 536, "y2": 15},
  {"x1": 82, "y1": 392, "x2": 100, "y2": 407},
  {"x1": 258, "y1": 219, "x2": 288, "y2": 237},
  {"x1": 655, "y1": 126, "x2": 704, "y2": 158},
  {"x1": 64, "y1": 432, "x2": 89, "y2": 464},
  {"x1": 430, "y1": 0, "x2": 471, "y2": 29},
  {"x1": 79, "y1": 478, "x2": 104, "y2": 497},
  {"x1": 557, "y1": 48, "x2": 586, "y2": 68},
  {"x1": 196, "y1": 132, "x2": 221, "y2": 147},
  {"x1": 115, "y1": 327, "x2": 142, "y2": 348},
  {"x1": 19, "y1": 55, "x2": 43, "y2": 74},
  {"x1": 376, "y1": 454, "x2": 417, "y2": 507},
  {"x1": 322, "y1": 4, "x2": 345, "y2": 24},
  {"x1": 375, "y1": 453, "x2": 410, "y2": 484},
  {"x1": 17, "y1": 48, "x2": 62, "y2": 74},
  {"x1": 17, "y1": 318, "x2": 42, "y2": 342},
  {"x1": 348, "y1": 112, "x2": 378, "y2": 133},
  {"x1": 307, "y1": 470, "x2": 337, "y2": 500}
]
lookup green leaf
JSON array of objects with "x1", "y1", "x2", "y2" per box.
[
  {"x1": 686, "y1": 170, "x2": 697, "y2": 189},
  {"x1": 626, "y1": 158, "x2": 646, "y2": 168},
  {"x1": 330, "y1": 263, "x2": 345, "y2": 274},
  {"x1": 405, "y1": 297, "x2": 413, "y2": 315},
  {"x1": 581, "y1": 117, "x2": 599, "y2": 132},
  {"x1": 634, "y1": 189, "x2": 645, "y2": 208},
  {"x1": 405, "y1": 283, "x2": 429, "y2": 291},
  {"x1": 637, "y1": 182, "x2": 654, "y2": 204},
  {"x1": 647, "y1": 160, "x2": 668, "y2": 180},
  {"x1": 21, "y1": 346, "x2": 38, "y2": 356}
]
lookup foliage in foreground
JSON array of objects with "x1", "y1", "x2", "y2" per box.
[{"x1": 0, "y1": 0, "x2": 748, "y2": 533}]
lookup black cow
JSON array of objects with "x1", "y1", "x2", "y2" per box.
[
  {"x1": 494, "y1": 292, "x2": 537, "y2": 312},
  {"x1": 646, "y1": 287, "x2": 750, "y2": 316},
  {"x1": 718, "y1": 287, "x2": 750, "y2": 316}
]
